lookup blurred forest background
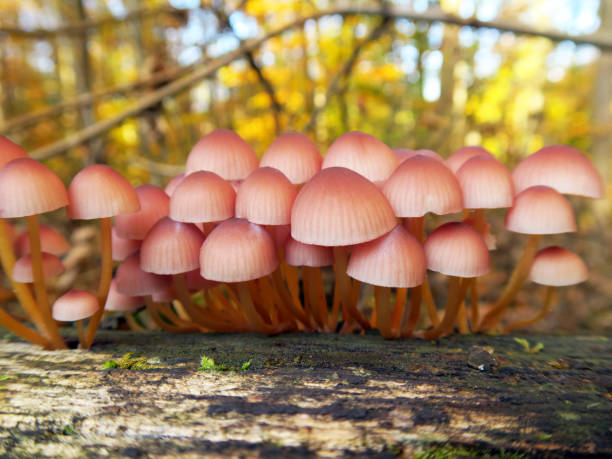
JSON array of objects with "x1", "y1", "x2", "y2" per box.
[{"x1": 0, "y1": 0, "x2": 610, "y2": 332}]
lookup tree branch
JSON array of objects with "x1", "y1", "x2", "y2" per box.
[
  {"x1": 306, "y1": 16, "x2": 391, "y2": 133},
  {"x1": 0, "y1": 6, "x2": 194, "y2": 38},
  {"x1": 28, "y1": 4, "x2": 612, "y2": 160}
]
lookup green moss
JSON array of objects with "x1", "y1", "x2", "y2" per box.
[
  {"x1": 102, "y1": 352, "x2": 159, "y2": 370},
  {"x1": 513, "y1": 338, "x2": 543, "y2": 354},
  {"x1": 199, "y1": 355, "x2": 252, "y2": 372},
  {"x1": 416, "y1": 444, "x2": 525, "y2": 459}
]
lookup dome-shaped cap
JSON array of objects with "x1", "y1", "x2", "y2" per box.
[
  {"x1": 0, "y1": 158, "x2": 68, "y2": 218},
  {"x1": 164, "y1": 173, "x2": 185, "y2": 196},
  {"x1": 291, "y1": 167, "x2": 396, "y2": 246},
  {"x1": 12, "y1": 252, "x2": 65, "y2": 283},
  {"x1": 67, "y1": 164, "x2": 140, "y2": 219},
  {"x1": 200, "y1": 218, "x2": 278, "y2": 283},
  {"x1": 260, "y1": 132, "x2": 322, "y2": 184},
  {"x1": 456, "y1": 155, "x2": 514, "y2": 209},
  {"x1": 169, "y1": 170, "x2": 235, "y2": 223},
  {"x1": 529, "y1": 246, "x2": 588, "y2": 286},
  {"x1": 382, "y1": 155, "x2": 463, "y2": 217},
  {"x1": 114, "y1": 185, "x2": 170, "y2": 240},
  {"x1": 446, "y1": 146, "x2": 493, "y2": 173},
  {"x1": 185, "y1": 129, "x2": 258, "y2": 180},
  {"x1": 0, "y1": 136, "x2": 28, "y2": 168},
  {"x1": 52, "y1": 290, "x2": 99, "y2": 322},
  {"x1": 140, "y1": 217, "x2": 205, "y2": 275},
  {"x1": 424, "y1": 222, "x2": 490, "y2": 278},
  {"x1": 505, "y1": 186, "x2": 576, "y2": 235},
  {"x1": 322, "y1": 131, "x2": 398, "y2": 183},
  {"x1": 395, "y1": 148, "x2": 445, "y2": 165},
  {"x1": 284, "y1": 237, "x2": 334, "y2": 267},
  {"x1": 15, "y1": 224, "x2": 70, "y2": 256},
  {"x1": 512, "y1": 145, "x2": 604, "y2": 198},
  {"x1": 111, "y1": 227, "x2": 140, "y2": 262},
  {"x1": 235, "y1": 167, "x2": 297, "y2": 225},
  {"x1": 348, "y1": 225, "x2": 426, "y2": 288},
  {"x1": 115, "y1": 252, "x2": 171, "y2": 296},
  {"x1": 104, "y1": 279, "x2": 143, "y2": 312}
]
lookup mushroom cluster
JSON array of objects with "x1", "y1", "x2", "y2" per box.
[{"x1": 0, "y1": 131, "x2": 603, "y2": 349}]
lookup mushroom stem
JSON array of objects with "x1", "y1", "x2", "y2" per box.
[
  {"x1": 423, "y1": 276, "x2": 471, "y2": 339},
  {"x1": 457, "y1": 302, "x2": 469, "y2": 334},
  {"x1": 237, "y1": 281, "x2": 287, "y2": 334},
  {"x1": 172, "y1": 273, "x2": 242, "y2": 331},
  {"x1": 401, "y1": 286, "x2": 423, "y2": 337},
  {"x1": 329, "y1": 285, "x2": 341, "y2": 331},
  {"x1": 374, "y1": 286, "x2": 393, "y2": 338},
  {"x1": 271, "y1": 268, "x2": 311, "y2": 328},
  {"x1": 312, "y1": 267, "x2": 330, "y2": 330},
  {"x1": 478, "y1": 234, "x2": 542, "y2": 331},
  {"x1": 502, "y1": 286, "x2": 556, "y2": 333},
  {"x1": 0, "y1": 308, "x2": 51, "y2": 348},
  {"x1": 390, "y1": 287, "x2": 407, "y2": 336},
  {"x1": 125, "y1": 313, "x2": 146, "y2": 331},
  {"x1": 470, "y1": 278, "x2": 480, "y2": 328},
  {"x1": 76, "y1": 320, "x2": 85, "y2": 344},
  {"x1": 302, "y1": 267, "x2": 322, "y2": 329},
  {"x1": 422, "y1": 278, "x2": 440, "y2": 327},
  {"x1": 332, "y1": 246, "x2": 370, "y2": 330},
  {"x1": 144, "y1": 296, "x2": 201, "y2": 333},
  {"x1": 81, "y1": 217, "x2": 113, "y2": 349},
  {"x1": 26, "y1": 215, "x2": 66, "y2": 349},
  {"x1": 0, "y1": 218, "x2": 55, "y2": 345}
]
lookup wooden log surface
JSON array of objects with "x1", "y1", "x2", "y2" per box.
[{"x1": 0, "y1": 331, "x2": 611, "y2": 457}]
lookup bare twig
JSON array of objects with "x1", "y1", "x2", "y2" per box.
[{"x1": 28, "y1": 4, "x2": 612, "y2": 160}]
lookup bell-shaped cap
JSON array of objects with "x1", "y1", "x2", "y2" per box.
[
  {"x1": 446, "y1": 146, "x2": 493, "y2": 173},
  {"x1": 456, "y1": 155, "x2": 514, "y2": 209},
  {"x1": 200, "y1": 218, "x2": 278, "y2": 283},
  {"x1": 0, "y1": 136, "x2": 28, "y2": 168},
  {"x1": 185, "y1": 129, "x2": 258, "y2": 180},
  {"x1": 52, "y1": 290, "x2": 99, "y2": 322},
  {"x1": 104, "y1": 279, "x2": 143, "y2": 312},
  {"x1": 395, "y1": 148, "x2": 444, "y2": 165},
  {"x1": 67, "y1": 164, "x2": 140, "y2": 220},
  {"x1": 529, "y1": 246, "x2": 588, "y2": 286},
  {"x1": 322, "y1": 131, "x2": 397, "y2": 183},
  {"x1": 115, "y1": 252, "x2": 171, "y2": 296},
  {"x1": 291, "y1": 167, "x2": 396, "y2": 246},
  {"x1": 164, "y1": 173, "x2": 185, "y2": 196},
  {"x1": 15, "y1": 224, "x2": 70, "y2": 257},
  {"x1": 114, "y1": 185, "x2": 169, "y2": 240},
  {"x1": 284, "y1": 237, "x2": 334, "y2": 267},
  {"x1": 348, "y1": 225, "x2": 426, "y2": 288},
  {"x1": 512, "y1": 145, "x2": 604, "y2": 198},
  {"x1": 260, "y1": 132, "x2": 322, "y2": 184},
  {"x1": 383, "y1": 155, "x2": 463, "y2": 217},
  {"x1": 505, "y1": 186, "x2": 576, "y2": 235},
  {"x1": 111, "y1": 227, "x2": 140, "y2": 262},
  {"x1": 235, "y1": 167, "x2": 297, "y2": 225},
  {"x1": 12, "y1": 252, "x2": 65, "y2": 283},
  {"x1": 0, "y1": 158, "x2": 68, "y2": 218},
  {"x1": 424, "y1": 222, "x2": 490, "y2": 278},
  {"x1": 140, "y1": 217, "x2": 205, "y2": 275},
  {"x1": 169, "y1": 170, "x2": 235, "y2": 223}
]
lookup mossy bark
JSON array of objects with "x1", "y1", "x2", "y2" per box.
[{"x1": 0, "y1": 331, "x2": 611, "y2": 457}]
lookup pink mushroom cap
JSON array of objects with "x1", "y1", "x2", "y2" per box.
[
  {"x1": 424, "y1": 222, "x2": 490, "y2": 278},
  {"x1": 446, "y1": 146, "x2": 493, "y2": 173},
  {"x1": 505, "y1": 185, "x2": 576, "y2": 235},
  {"x1": 114, "y1": 185, "x2": 170, "y2": 240},
  {"x1": 284, "y1": 237, "x2": 334, "y2": 267},
  {"x1": 0, "y1": 158, "x2": 68, "y2": 218},
  {"x1": 0, "y1": 136, "x2": 29, "y2": 168},
  {"x1": 104, "y1": 279, "x2": 143, "y2": 312},
  {"x1": 185, "y1": 129, "x2": 258, "y2": 180},
  {"x1": 11, "y1": 252, "x2": 65, "y2": 283},
  {"x1": 529, "y1": 246, "x2": 588, "y2": 286},
  {"x1": 115, "y1": 252, "x2": 171, "y2": 296},
  {"x1": 52, "y1": 290, "x2": 99, "y2": 322},
  {"x1": 456, "y1": 155, "x2": 514, "y2": 209},
  {"x1": 260, "y1": 132, "x2": 322, "y2": 184},
  {"x1": 200, "y1": 218, "x2": 278, "y2": 283},
  {"x1": 348, "y1": 225, "x2": 426, "y2": 288}
]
